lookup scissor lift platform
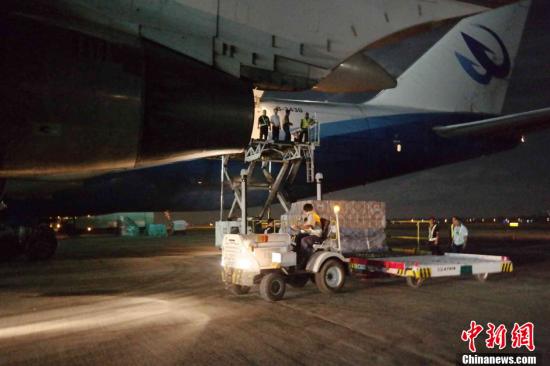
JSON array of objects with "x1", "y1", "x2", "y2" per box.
[{"x1": 349, "y1": 253, "x2": 513, "y2": 288}]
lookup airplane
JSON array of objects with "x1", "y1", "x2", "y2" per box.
[
  {"x1": 0, "y1": 0, "x2": 488, "y2": 259},
  {"x1": 2, "y1": 1, "x2": 549, "y2": 260},
  {"x1": 23, "y1": 0, "x2": 548, "y2": 219}
]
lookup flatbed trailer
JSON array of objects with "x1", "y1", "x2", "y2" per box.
[{"x1": 349, "y1": 253, "x2": 514, "y2": 288}]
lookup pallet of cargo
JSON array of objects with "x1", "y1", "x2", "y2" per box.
[{"x1": 349, "y1": 253, "x2": 514, "y2": 288}]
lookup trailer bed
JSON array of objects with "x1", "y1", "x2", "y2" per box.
[{"x1": 350, "y1": 253, "x2": 513, "y2": 280}]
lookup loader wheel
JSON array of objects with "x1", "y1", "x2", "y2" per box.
[
  {"x1": 475, "y1": 273, "x2": 489, "y2": 282},
  {"x1": 406, "y1": 276, "x2": 424, "y2": 288},
  {"x1": 259, "y1": 272, "x2": 286, "y2": 302},
  {"x1": 229, "y1": 285, "x2": 251, "y2": 295},
  {"x1": 288, "y1": 274, "x2": 309, "y2": 288},
  {"x1": 315, "y1": 259, "x2": 346, "y2": 294}
]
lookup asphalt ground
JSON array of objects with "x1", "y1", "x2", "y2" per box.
[{"x1": 0, "y1": 229, "x2": 548, "y2": 365}]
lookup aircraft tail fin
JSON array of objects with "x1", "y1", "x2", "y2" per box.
[{"x1": 366, "y1": 0, "x2": 531, "y2": 115}]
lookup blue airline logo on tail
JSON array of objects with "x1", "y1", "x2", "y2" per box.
[{"x1": 455, "y1": 25, "x2": 510, "y2": 85}]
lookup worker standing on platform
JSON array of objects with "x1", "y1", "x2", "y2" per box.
[
  {"x1": 427, "y1": 217, "x2": 441, "y2": 255},
  {"x1": 299, "y1": 112, "x2": 315, "y2": 142},
  {"x1": 450, "y1": 216, "x2": 468, "y2": 253},
  {"x1": 258, "y1": 109, "x2": 270, "y2": 140},
  {"x1": 270, "y1": 108, "x2": 281, "y2": 142},
  {"x1": 283, "y1": 109, "x2": 293, "y2": 142}
]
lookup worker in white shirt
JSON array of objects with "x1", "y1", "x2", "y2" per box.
[
  {"x1": 270, "y1": 108, "x2": 281, "y2": 142},
  {"x1": 451, "y1": 216, "x2": 468, "y2": 253},
  {"x1": 427, "y1": 217, "x2": 441, "y2": 255}
]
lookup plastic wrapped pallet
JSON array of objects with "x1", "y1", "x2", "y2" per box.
[{"x1": 283, "y1": 200, "x2": 387, "y2": 254}]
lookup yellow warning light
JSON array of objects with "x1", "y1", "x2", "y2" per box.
[{"x1": 509, "y1": 222, "x2": 519, "y2": 228}]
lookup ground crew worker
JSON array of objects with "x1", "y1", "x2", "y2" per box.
[
  {"x1": 258, "y1": 110, "x2": 269, "y2": 140},
  {"x1": 270, "y1": 108, "x2": 281, "y2": 142},
  {"x1": 427, "y1": 217, "x2": 441, "y2": 255},
  {"x1": 450, "y1": 216, "x2": 468, "y2": 253},
  {"x1": 291, "y1": 203, "x2": 322, "y2": 269},
  {"x1": 299, "y1": 112, "x2": 315, "y2": 142},
  {"x1": 283, "y1": 109, "x2": 293, "y2": 142}
]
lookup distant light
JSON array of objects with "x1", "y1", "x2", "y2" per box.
[
  {"x1": 444, "y1": 219, "x2": 448, "y2": 223},
  {"x1": 333, "y1": 205, "x2": 341, "y2": 214},
  {"x1": 493, "y1": 218, "x2": 497, "y2": 222},
  {"x1": 547, "y1": 217, "x2": 550, "y2": 222},
  {"x1": 87, "y1": 215, "x2": 91, "y2": 218},
  {"x1": 197, "y1": 180, "x2": 203, "y2": 185},
  {"x1": 521, "y1": 135, "x2": 526, "y2": 143},
  {"x1": 396, "y1": 143, "x2": 402, "y2": 152},
  {"x1": 56, "y1": 223, "x2": 61, "y2": 229},
  {"x1": 87, "y1": 227, "x2": 92, "y2": 232},
  {"x1": 209, "y1": 222, "x2": 214, "y2": 227},
  {"x1": 509, "y1": 222, "x2": 519, "y2": 228}
]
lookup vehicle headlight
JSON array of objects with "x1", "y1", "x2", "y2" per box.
[
  {"x1": 235, "y1": 258, "x2": 253, "y2": 270},
  {"x1": 272, "y1": 252, "x2": 282, "y2": 263}
]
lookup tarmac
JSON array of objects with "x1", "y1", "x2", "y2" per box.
[{"x1": 0, "y1": 229, "x2": 548, "y2": 365}]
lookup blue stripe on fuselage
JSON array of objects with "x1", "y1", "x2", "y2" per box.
[{"x1": 319, "y1": 112, "x2": 489, "y2": 139}]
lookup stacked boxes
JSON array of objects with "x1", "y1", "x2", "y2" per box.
[{"x1": 283, "y1": 200, "x2": 387, "y2": 254}]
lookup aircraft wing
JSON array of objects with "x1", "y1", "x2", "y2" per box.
[
  {"x1": 9, "y1": 0, "x2": 486, "y2": 92},
  {"x1": 433, "y1": 107, "x2": 550, "y2": 138}
]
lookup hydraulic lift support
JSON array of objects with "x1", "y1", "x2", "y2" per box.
[{"x1": 219, "y1": 126, "x2": 320, "y2": 223}]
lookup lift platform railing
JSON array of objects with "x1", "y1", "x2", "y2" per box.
[{"x1": 220, "y1": 134, "x2": 320, "y2": 221}]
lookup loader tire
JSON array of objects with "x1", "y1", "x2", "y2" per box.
[
  {"x1": 259, "y1": 272, "x2": 286, "y2": 302},
  {"x1": 315, "y1": 259, "x2": 346, "y2": 294}
]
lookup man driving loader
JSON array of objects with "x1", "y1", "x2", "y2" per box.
[{"x1": 292, "y1": 203, "x2": 323, "y2": 269}]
